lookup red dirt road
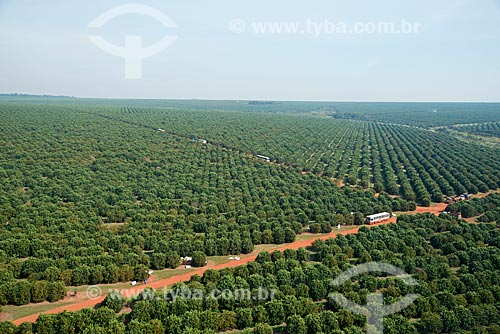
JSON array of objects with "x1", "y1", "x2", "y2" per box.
[
  {"x1": 414, "y1": 203, "x2": 447, "y2": 215},
  {"x1": 12, "y1": 205, "x2": 446, "y2": 325}
]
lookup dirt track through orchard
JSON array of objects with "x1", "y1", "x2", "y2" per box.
[{"x1": 12, "y1": 203, "x2": 448, "y2": 325}]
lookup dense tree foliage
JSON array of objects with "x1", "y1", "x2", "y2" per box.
[
  {"x1": 446, "y1": 193, "x2": 500, "y2": 222},
  {"x1": 191, "y1": 252, "x2": 207, "y2": 267},
  {"x1": 92, "y1": 105, "x2": 499, "y2": 203},
  {"x1": 4, "y1": 98, "x2": 496, "y2": 127},
  {"x1": 0, "y1": 98, "x2": 498, "y2": 323},
  {"x1": 0, "y1": 103, "x2": 413, "y2": 305},
  {"x1": 449, "y1": 121, "x2": 500, "y2": 138},
  {"x1": 3, "y1": 214, "x2": 498, "y2": 333}
]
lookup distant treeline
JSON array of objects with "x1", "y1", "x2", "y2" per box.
[{"x1": 0, "y1": 93, "x2": 75, "y2": 98}]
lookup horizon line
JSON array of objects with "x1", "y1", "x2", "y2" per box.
[{"x1": 1, "y1": 93, "x2": 499, "y2": 104}]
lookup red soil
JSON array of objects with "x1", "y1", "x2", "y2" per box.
[{"x1": 414, "y1": 203, "x2": 447, "y2": 215}]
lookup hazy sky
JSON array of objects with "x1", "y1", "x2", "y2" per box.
[{"x1": 1, "y1": 0, "x2": 499, "y2": 101}]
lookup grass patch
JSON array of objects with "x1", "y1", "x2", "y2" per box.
[
  {"x1": 153, "y1": 267, "x2": 194, "y2": 280},
  {"x1": 209, "y1": 256, "x2": 233, "y2": 266},
  {"x1": 2, "y1": 299, "x2": 78, "y2": 322},
  {"x1": 69, "y1": 282, "x2": 131, "y2": 293}
]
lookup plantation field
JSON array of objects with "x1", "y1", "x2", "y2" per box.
[
  {"x1": 448, "y1": 121, "x2": 500, "y2": 138},
  {"x1": 0, "y1": 98, "x2": 499, "y2": 308},
  {"x1": 2, "y1": 97, "x2": 498, "y2": 127},
  {"x1": 0, "y1": 101, "x2": 416, "y2": 307},
  {"x1": 6, "y1": 214, "x2": 499, "y2": 334},
  {"x1": 331, "y1": 102, "x2": 500, "y2": 127},
  {"x1": 71, "y1": 103, "x2": 500, "y2": 205},
  {"x1": 0, "y1": 98, "x2": 499, "y2": 333}
]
